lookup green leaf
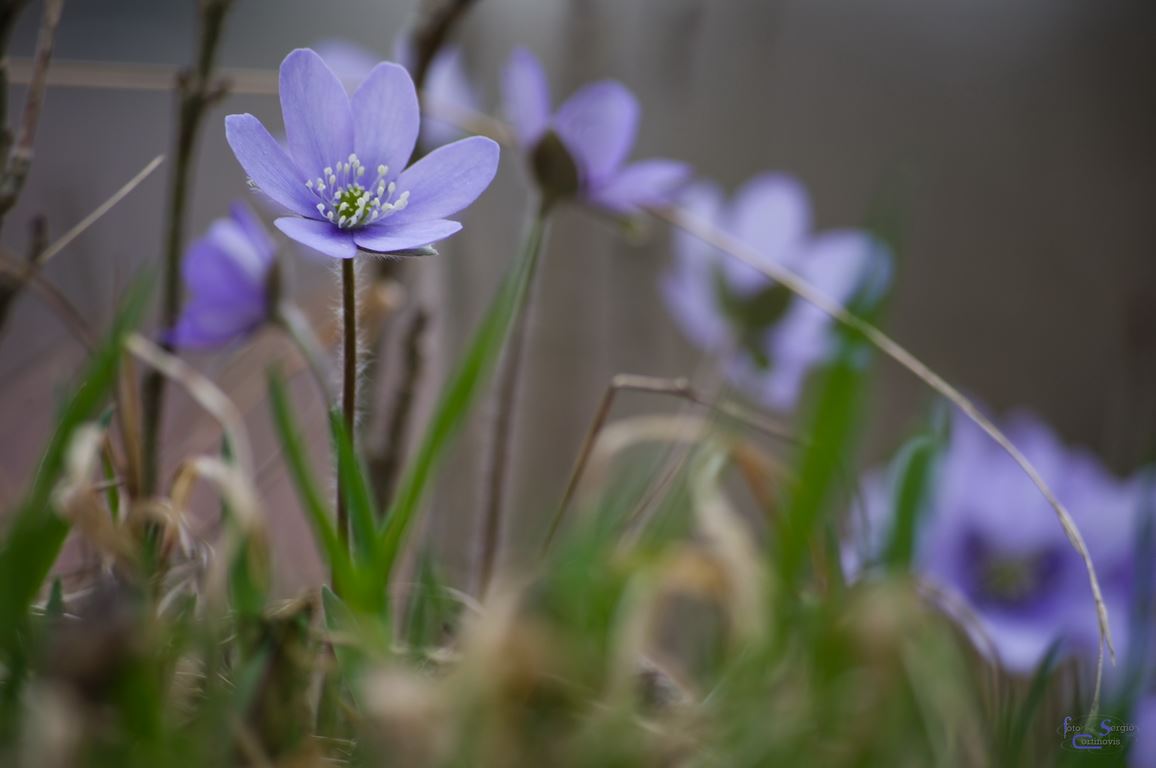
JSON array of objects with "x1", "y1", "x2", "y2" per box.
[
  {"x1": 44, "y1": 578, "x2": 64, "y2": 619},
  {"x1": 775, "y1": 239, "x2": 892, "y2": 590},
  {"x1": 320, "y1": 585, "x2": 391, "y2": 711},
  {"x1": 329, "y1": 408, "x2": 380, "y2": 572},
  {"x1": 1000, "y1": 638, "x2": 1063, "y2": 764},
  {"x1": 882, "y1": 433, "x2": 939, "y2": 570},
  {"x1": 0, "y1": 280, "x2": 147, "y2": 652},
  {"x1": 377, "y1": 210, "x2": 549, "y2": 586},
  {"x1": 402, "y1": 551, "x2": 456, "y2": 651},
  {"x1": 267, "y1": 370, "x2": 363, "y2": 605}
]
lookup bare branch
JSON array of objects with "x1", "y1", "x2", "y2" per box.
[
  {"x1": 140, "y1": 0, "x2": 235, "y2": 495},
  {"x1": 0, "y1": 0, "x2": 63, "y2": 227}
]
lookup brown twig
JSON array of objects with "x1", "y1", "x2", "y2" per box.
[
  {"x1": 140, "y1": 0, "x2": 234, "y2": 496},
  {"x1": 408, "y1": 0, "x2": 479, "y2": 91},
  {"x1": 369, "y1": 306, "x2": 428, "y2": 518},
  {"x1": 0, "y1": 0, "x2": 63, "y2": 232}
]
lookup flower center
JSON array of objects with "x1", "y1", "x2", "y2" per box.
[{"x1": 304, "y1": 153, "x2": 410, "y2": 229}]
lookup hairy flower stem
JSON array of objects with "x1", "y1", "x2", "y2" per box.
[
  {"x1": 339, "y1": 258, "x2": 358, "y2": 552},
  {"x1": 477, "y1": 203, "x2": 551, "y2": 595},
  {"x1": 140, "y1": 0, "x2": 233, "y2": 497}
]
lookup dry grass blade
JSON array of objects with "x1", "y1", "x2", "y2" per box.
[
  {"x1": 652, "y1": 204, "x2": 1114, "y2": 711},
  {"x1": 125, "y1": 333, "x2": 253, "y2": 478},
  {"x1": 689, "y1": 446, "x2": 767, "y2": 643},
  {"x1": 53, "y1": 421, "x2": 137, "y2": 566},
  {"x1": 36, "y1": 154, "x2": 165, "y2": 266},
  {"x1": 548, "y1": 373, "x2": 793, "y2": 554},
  {"x1": 170, "y1": 454, "x2": 264, "y2": 611}
]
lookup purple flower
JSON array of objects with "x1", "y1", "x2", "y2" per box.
[
  {"x1": 1132, "y1": 695, "x2": 1156, "y2": 767},
  {"x1": 662, "y1": 174, "x2": 888, "y2": 410},
  {"x1": 313, "y1": 39, "x2": 479, "y2": 148},
  {"x1": 170, "y1": 202, "x2": 275, "y2": 349},
  {"x1": 501, "y1": 47, "x2": 690, "y2": 213},
  {"x1": 225, "y1": 48, "x2": 499, "y2": 260},
  {"x1": 849, "y1": 410, "x2": 1139, "y2": 674}
]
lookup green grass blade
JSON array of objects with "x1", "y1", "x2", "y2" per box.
[
  {"x1": 882, "y1": 433, "x2": 939, "y2": 570},
  {"x1": 329, "y1": 408, "x2": 380, "y2": 572},
  {"x1": 776, "y1": 242, "x2": 892, "y2": 590},
  {"x1": 0, "y1": 281, "x2": 147, "y2": 650},
  {"x1": 267, "y1": 370, "x2": 360, "y2": 602},
  {"x1": 377, "y1": 210, "x2": 549, "y2": 585}
]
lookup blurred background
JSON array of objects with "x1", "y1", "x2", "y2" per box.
[{"x1": 0, "y1": 0, "x2": 1153, "y2": 592}]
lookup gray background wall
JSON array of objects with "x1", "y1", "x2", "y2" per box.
[{"x1": 0, "y1": 0, "x2": 1153, "y2": 591}]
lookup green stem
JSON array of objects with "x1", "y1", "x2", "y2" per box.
[
  {"x1": 339, "y1": 258, "x2": 358, "y2": 552},
  {"x1": 476, "y1": 202, "x2": 550, "y2": 594}
]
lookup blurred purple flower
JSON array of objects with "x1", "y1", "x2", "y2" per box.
[
  {"x1": 1132, "y1": 695, "x2": 1156, "y2": 767},
  {"x1": 225, "y1": 48, "x2": 499, "y2": 260},
  {"x1": 170, "y1": 202, "x2": 275, "y2": 349},
  {"x1": 662, "y1": 174, "x2": 888, "y2": 410},
  {"x1": 502, "y1": 47, "x2": 691, "y2": 213},
  {"x1": 849, "y1": 410, "x2": 1139, "y2": 674},
  {"x1": 313, "y1": 38, "x2": 479, "y2": 148}
]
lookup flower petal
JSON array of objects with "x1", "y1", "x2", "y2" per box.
[
  {"x1": 662, "y1": 182, "x2": 734, "y2": 349},
  {"x1": 503, "y1": 47, "x2": 552, "y2": 148},
  {"x1": 274, "y1": 217, "x2": 358, "y2": 259},
  {"x1": 225, "y1": 114, "x2": 315, "y2": 216},
  {"x1": 727, "y1": 173, "x2": 810, "y2": 266},
  {"x1": 352, "y1": 61, "x2": 419, "y2": 178},
  {"x1": 182, "y1": 221, "x2": 266, "y2": 300},
  {"x1": 313, "y1": 39, "x2": 377, "y2": 92},
  {"x1": 388, "y1": 136, "x2": 499, "y2": 224},
  {"x1": 587, "y1": 159, "x2": 691, "y2": 213},
  {"x1": 228, "y1": 201, "x2": 276, "y2": 265},
  {"x1": 353, "y1": 219, "x2": 462, "y2": 253},
  {"x1": 422, "y1": 46, "x2": 477, "y2": 148},
  {"x1": 552, "y1": 80, "x2": 638, "y2": 185},
  {"x1": 169, "y1": 298, "x2": 261, "y2": 350},
  {"x1": 796, "y1": 230, "x2": 883, "y2": 306},
  {"x1": 279, "y1": 48, "x2": 355, "y2": 176}
]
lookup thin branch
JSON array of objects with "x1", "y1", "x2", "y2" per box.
[
  {"x1": 36, "y1": 153, "x2": 164, "y2": 266},
  {"x1": 0, "y1": 154, "x2": 163, "y2": 346},
  {"x1": 0, "y1": 0, "x2": 63, "y2": 230},
  {"x1": 408, "y1": 0, "x2": 479, "y2": 91},
  {"x1": 140, "y1": 0, "x2": 234, "y2": 496}
]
